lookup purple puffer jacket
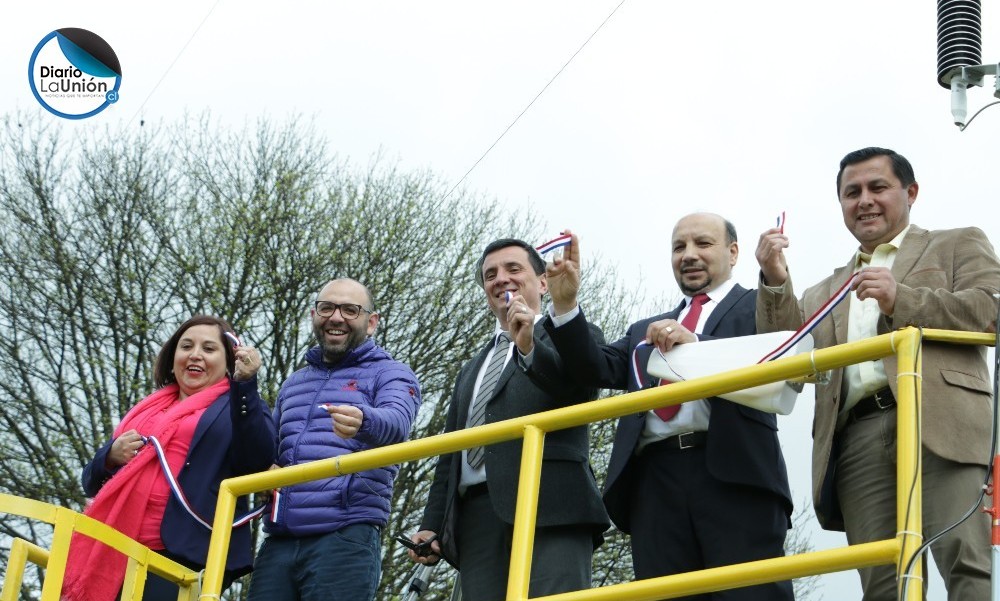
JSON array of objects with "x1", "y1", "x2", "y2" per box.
[{"x1": 265, "y1": 339, "x2": 421, "y2": 536}]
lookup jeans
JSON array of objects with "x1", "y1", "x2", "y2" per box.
[{"x1": 247, "y1": 524, "x2": 382, "y2": 601}]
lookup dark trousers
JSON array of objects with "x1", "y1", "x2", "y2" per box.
[
  {"x1": 118, "y1": 549, "x2": 236, "y2": 601},
  {"x1": 247, "y1": 524, "x2": 382, "y2": 601},
  {"x1": 456, "y1": 487, "x2": 594, "y2": 601},
  {"x1": 629, "y1": 443, "x2": 794, "y2": 601}
]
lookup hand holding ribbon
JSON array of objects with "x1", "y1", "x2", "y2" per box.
[
  {"x1": 230, "y1": 333, "x2": 261, "y2": 381},
  {"x1": 543, "y1": 229, "x2": 582, "y2": 315},
  {"x1": 756, "y1": 222, "x2": 790, "y2": 287},
  {"x1": 852, "y1": 266, "x2": 897, "y2": 315}
]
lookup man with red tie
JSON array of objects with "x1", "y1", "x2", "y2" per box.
[{"x1": 544, "y1": 213, "x2": 794, "y2": 600}]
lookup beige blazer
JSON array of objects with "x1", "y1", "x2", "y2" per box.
[{"x1": 756, "y1": 225, "x2": 999, "y2": 530}]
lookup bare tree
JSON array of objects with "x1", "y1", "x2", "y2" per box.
[
  {"x1": 0, "y1": 112, "x2": 633, "y2": 599},
  {"x1": 0, "y1": 111, "x2": 818, "y2": 601}
]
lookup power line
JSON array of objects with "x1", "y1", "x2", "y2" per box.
[
  {"x1": 127, "y1": 0, "x2": 223, "y2": 127},
  {"x1": 443, "y1": 0, "x2": 627, "y2": 200}
]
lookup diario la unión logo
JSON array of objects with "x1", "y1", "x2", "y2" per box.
[{"x1": 28, "y1": 28, "x2": 122, "y2": 120}]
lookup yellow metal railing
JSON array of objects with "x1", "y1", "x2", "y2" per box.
[
  {"x1": 198, "y1": 327, "x2": 996, "y2": 601},
  {"x1": 1, "y1": 538, "x2": 48, "y2": 601},
  {"x1": 1, "y1": 327, "x2": 994, "y2": 600},
  {"x1": 0, "y1": 494, "x2": 201, "y2": 601}
]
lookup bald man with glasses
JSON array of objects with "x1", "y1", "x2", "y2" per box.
[{"x1": 248, "y1": 278, "x2": 422, "y2": 601}]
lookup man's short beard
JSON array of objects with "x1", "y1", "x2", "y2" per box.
[
  {"x1": 314, "y1": 325, "x2": 366, "y2": 364},
  {"x1": 680, "y1": 278, "x2": 711, "y2": 296},
  {"x1": 321, "y1": 344, "x2": 349, "y2": 364}
]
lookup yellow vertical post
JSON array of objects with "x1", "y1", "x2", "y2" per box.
[
  {"x1": 39, "y1": 508, "x2": 76, "y2": 601},
  {"x1": 506, "y1": 425, "x2": 545, "y2": 601},
  {"x1": 178, "y1": 578, "x2": 200, "y2": 601},
  {"x1": 121, "y1": 555, "x2": 149, "y2": 601},
  {"x1": 895, "y1": 329, "x2": 923, "y2": 601},
  {"x1": 0, "y1": 539, "x2": 30, "y2": 601},
  {"x1": 200, "y1": 488, "x2": 237, "y2": 600}
]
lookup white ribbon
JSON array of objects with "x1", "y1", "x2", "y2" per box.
[{"x1": 141, "y1": 435, "x2": 266, "y2": 530}]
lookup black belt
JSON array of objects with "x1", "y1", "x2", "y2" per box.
[
  {"x1": 462, "y1": 482, "x2": 489, "y2": 499},
  {"x1": 644, "y1": 431, "x2": 707, "y2": 454},
  {"x1": 847, "y1": 387, "x2": 895, "y2": 423}
]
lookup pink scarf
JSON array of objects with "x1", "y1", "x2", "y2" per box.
[{"x1": 62, "y1": 378, "x2": 230, "y2": 601}]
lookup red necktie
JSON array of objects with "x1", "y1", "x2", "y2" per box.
[{"x1": 653, "y1": 293, "x2": 710, "y2": 421}]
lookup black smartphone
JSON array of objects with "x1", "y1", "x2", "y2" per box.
[{"x1": 395, "y1": 533, "x2": 437, "y2": 557}]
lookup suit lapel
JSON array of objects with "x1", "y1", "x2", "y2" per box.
[
  {"x1": 189, "y1": 392, "x2": 227, "y2": 454},
  {"x1": 486, "y1": 322, "x2": 546, "y2": 400},
  {"x1": 829, "y1": 261, "x2": 856, "y2": 345},
  {"x1": 458, "y1": 342, "x2": 494, "y2": 424},
  {"x1": 891, "y1": 225, "x2": 928, "y2": 282},
  {"x1": 702, "y1": 285, "x2": 747, "y2": 335}
]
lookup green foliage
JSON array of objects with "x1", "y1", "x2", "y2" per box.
[{"x1": 0, "y1": 111, "x2": 815, "y2": 601}]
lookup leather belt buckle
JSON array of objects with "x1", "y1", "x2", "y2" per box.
[
  {"x1": 677, "y1": 431, "x2": 697, "y2": 450},
  {"x1": 871, "y1": 388, "x2": 893, "y2": 410},
  {"x1": 845, "y1": 387, "x2": 895, "y2": 427}
]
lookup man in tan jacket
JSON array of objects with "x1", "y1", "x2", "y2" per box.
[{"x1": 755, "y1": 147, "x2": 999, "y2": 601}]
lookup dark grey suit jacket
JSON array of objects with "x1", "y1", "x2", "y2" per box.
[{"x1": 420, "y1": 321, "x2": 611, "y2": 567}]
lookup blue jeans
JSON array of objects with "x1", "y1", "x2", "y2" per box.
[{"x1": 247, "y1": 524, "x2": 382, "y2": 601}]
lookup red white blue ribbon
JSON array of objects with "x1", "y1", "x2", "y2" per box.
[
  {"x1": 776, "y1": 211, "x2": 786, "y2": 234},
  {"x1": 756, "y1": 271, "x2": 860, "y2": 363},
  {"x1": 536, "y1": 234, "x2": 572, "y2": 255},
  {"x1": 270, "y1": 489, "x2": 282, "y2": 522},
  {"x1": 631, "y1": 341, "x2": 653, "y2": 389},
  {"x1": 141, "y1": 435, "x2": 265, "y2": 530},
  {"x1": 630, "y1": 270, "x2": 859, "y2": 388}
]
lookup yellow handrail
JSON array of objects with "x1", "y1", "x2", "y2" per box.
[
  {"x1": 0, "y1": 495, "x2": 201, "y2": 600},
  {"x1": 195, "y1": 327, "x2": 966, "y2": 600},
  {"x1": 200, "y1": 326, "x2": 993, "y2": 600},
  {"x1": 2, "y1": 327, "x2": 994, "y2": 600}
]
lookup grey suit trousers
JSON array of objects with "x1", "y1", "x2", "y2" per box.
[
  {"x1": 836, "y1": 407, "x2": 990, "y2": 601},
  {"x1": 456, "y1": 489, "x2": 593, "y2": 601}
]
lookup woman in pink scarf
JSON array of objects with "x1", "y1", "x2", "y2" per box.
[{"x1": 63, "y1": 315, "x2": 276, "y2": 601}]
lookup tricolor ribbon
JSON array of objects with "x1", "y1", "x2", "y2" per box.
[
  {"x1": 536, "y1": 234, "x2": 572, "y2": 255},
  {"x1": 270, "y1": 489, "x2": 282, "y2": 522},
  {"x1": 631, "y1": 340, "x2": 654, "y2": 390},
  {"x1": 756, "y1": 271, "x2": 860, "y2": 363},
  {"x1": 776, "y1": 211, "x2": 786, "y2": 234},
  {"x1": 224, "y1": 331, "x2": 242, "y2": 349},
  {"x1": 141, "y1": 435, "x2": 266, "y2": 530},
  {"x1": 630, "y1": 270, "x2": 860, "y2": 389}
]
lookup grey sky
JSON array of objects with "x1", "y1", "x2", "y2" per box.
[{"x1": 6, "y1": 1, "x2": 999, "y2": 597}]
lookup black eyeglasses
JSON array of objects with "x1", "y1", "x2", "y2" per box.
[{"x1": 314, "y1": 301, "x2": 372, "y2": 320}]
